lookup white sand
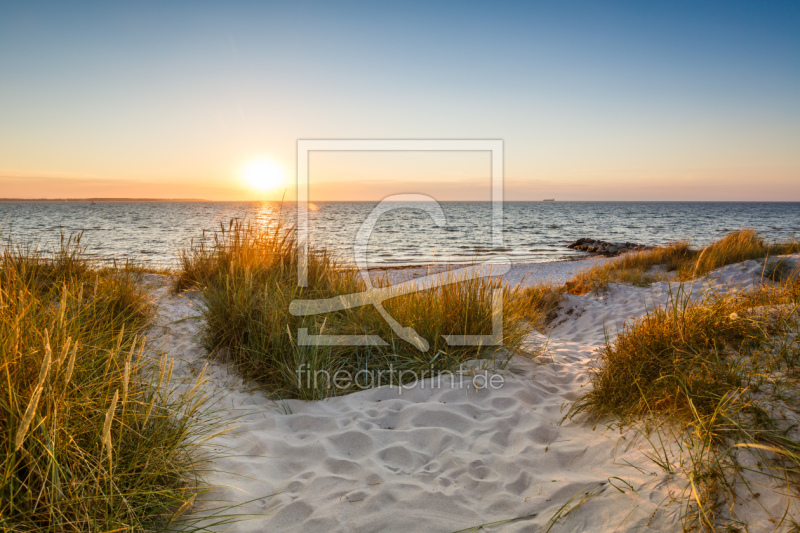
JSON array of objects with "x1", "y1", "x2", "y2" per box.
[{"x1": 141, "y1": 254, "x2": 800, "y2": 532}]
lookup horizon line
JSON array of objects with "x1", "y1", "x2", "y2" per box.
[{"x1": 2, "y1": 198, "x2": 800, "y2": 203}]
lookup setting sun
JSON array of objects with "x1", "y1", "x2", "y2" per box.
[{"x1": 242, "y1": 158, "x2": 287, "y2": 191}]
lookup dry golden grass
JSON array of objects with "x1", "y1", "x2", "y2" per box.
[
  {"x1": 571, "y1": 275, "x2": 800, "y2": 530},
  {"x1": 564, "y1": 229, "x2": 800, "y2": 295},
  {"x1": 571, "y1": 284, "x2": 789, "y2": 420},
  {"x1": 0, "y1": 235, "x2": 222, "y2": 531},
  {"x1": 176, "y1": 221, "x2": 555, "y2": 400},
  {"x1": 510, "y1": 282, "x2": 563, "y2": 327}
]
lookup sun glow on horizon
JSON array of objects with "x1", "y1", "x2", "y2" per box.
[{"x1": 242, "y1": 158, "x2": 287, "y2": 192}]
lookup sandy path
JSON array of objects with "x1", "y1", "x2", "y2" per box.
[{"x1": 140, "y1": 255, "x2": 798, "y2": 532}]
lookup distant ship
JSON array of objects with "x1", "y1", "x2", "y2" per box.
[{"x1": 543, "y1": 198, "x2": 555, "y2": 202}]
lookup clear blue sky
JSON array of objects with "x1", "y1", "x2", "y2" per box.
[{"x1": 0, "y1": 1, "x2": 798, "y2": 200}]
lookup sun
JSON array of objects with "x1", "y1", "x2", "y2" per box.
[{"x1": 242, "y1": 158, "x2": 286, "y2": 191}]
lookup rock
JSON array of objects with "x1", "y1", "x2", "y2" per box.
[{"x1": 566, "y1": 237, "x2": 653, "y2": 256}]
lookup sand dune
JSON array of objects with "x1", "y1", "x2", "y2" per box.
[{"x1": 142, "y1": 254, "x2": 799, "y2": 532}]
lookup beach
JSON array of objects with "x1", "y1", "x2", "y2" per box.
[
  {"x1": 144, "y1": 252, "x2": 800, "y2": 531},
  {"x1": 4, "y1": 2, "x2": 798, "y2": 529}
]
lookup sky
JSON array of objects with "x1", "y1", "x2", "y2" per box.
[{"x1": 0, "y1": 1, "x2": 798, "y2": 201}]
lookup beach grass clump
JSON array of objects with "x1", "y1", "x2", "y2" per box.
[
  {"x1": 571, "y1": 284, "x2": 781, "y2": 420},
  {"x1": 689, "y1": 228, "x2": 799, "y2": 277},
  {"x1": 564, "y1": 229, "x2": 800, "y2": 294},
  {"x1": 1, "y1": 235, "x2": 214, "y2": 531},
  {"x1": 572, "y1": 278, "x2": 800, "y2": 529},
  {"x1": 564, "y1": 241, "x2": 695, "y2": 295},
  {"x1": 177, "y1": 220, "x2": 540, "y2": 400}
]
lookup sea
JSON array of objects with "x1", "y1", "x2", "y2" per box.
[{"x1": 1, "y1": 201, "x2": 798, "y2": 268}]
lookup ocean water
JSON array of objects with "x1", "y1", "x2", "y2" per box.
[{"x1": 1, "y1": 201, "x2": 798, "y2": 268}]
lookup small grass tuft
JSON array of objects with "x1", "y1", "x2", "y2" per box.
[
  {"x1": 510, "y1": 282, "x2": 563, "y2": 327},
  {"x1": 762, "y1": 257, "x2": 799, "y2": 284}
]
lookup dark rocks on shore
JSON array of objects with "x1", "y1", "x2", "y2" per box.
[{"x1": 566, "y1": 238, "x2": 652, "y2": 256}]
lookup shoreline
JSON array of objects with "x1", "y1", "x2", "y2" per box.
[
  {"x1": 371, "y1": 255, "x2": 613, "y2": 287},
  {"x1": 368, "y1": 253, "x2": 601, "y2": 271}
]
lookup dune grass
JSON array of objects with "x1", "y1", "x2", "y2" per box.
[
  {"x1": 176, "y1": 221, "x2": 551, "y2": 400},
  {"x1": 1, "y1": 235, "x2": 218, "y2": 531},
  {"x1": 564, "y1": 229, "x2": 800, "y2": 294},
  {"x1": 571, "y1": 276, "x2": 800, "y2": 529},
  {"x1": 571, "y1": 283, "x2": 795, "y2": 420},
  {"x1": 763, "y1": 257, "x2": 800, "y2": 284}
]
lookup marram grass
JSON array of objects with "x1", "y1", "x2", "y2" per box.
[
  {"x1": 0, "y1": 235, "x2": 220, "y2": 532},
  {"x1": 572, "y1": 276, "x2": 800, "y2": 530},
  {"x1": 564, "y1": 229, "x2": 800, "y2": 294},
  {"x1": 570, "y1": 283, "x2": 788, "y2": 421},
  {"x1": 177, "y1": 220, "x2": 556, "y2": 400}
]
